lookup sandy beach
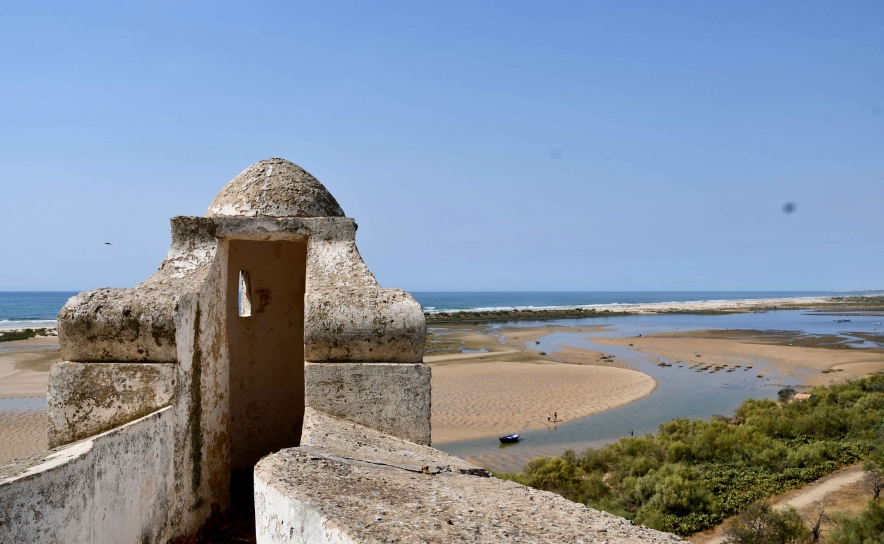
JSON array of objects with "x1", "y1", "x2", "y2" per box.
[
  {"x1": 431, "y1": 359, "x2": 656, "y2": 443},
  {"x1": 0, "y1": 335, "x2": 58, "y2": 464},
  {"x1": 426, "y1": 294, "x2": 884, "y2": 325},
  {"x1": 427, "y1": 325, "x2": 657, "y2": 444}
]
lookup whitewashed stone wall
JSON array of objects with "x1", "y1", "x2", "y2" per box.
[{"x1": 0, "y1": 408, "x2": 176, "y2": 544}]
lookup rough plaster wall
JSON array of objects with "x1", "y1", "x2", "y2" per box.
[
  {"x1": 227, "y1": 239, "x2": 307, "y2": 469},
  {"x1": 212, "y1": 216, "x2": 356, "y2": 243},
  {"x1": 304, "y1": 363, "x2": 431, "y2": 445},
  {"x1": 44, "y1": 210, "x2": 429, "y2": 525},
  {"x1": 194, "y1": 242, "x2": 233, "y2": 508},
  {"x1": 46, "y1": 362, "x2": 176, "y2": 448},
  {"x1": 172, "y1": 293, "x2": 213, "y2": 531},
  {"x1": 57, "y1": 217, "x2": 217, "y2": 363},
  {"x1": 255, "y1": 475, "x2": 356, "y2": 544},
  {"x1": 0, "y1": 408, "x2": 176, "y2": 544}
]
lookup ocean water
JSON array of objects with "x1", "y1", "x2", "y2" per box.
[
  {"x1": 2, "y1": 290, "x2": 879, "y2": 328},
  {"x1": 411, "y1": 291, "x2": 865, "y2": 313},
  {"x1": 0, "y1": 292, "x2": 77, "y2": 328}
]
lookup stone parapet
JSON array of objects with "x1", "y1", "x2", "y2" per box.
[
  {"x1": 0, "y1": 408, "x2": 177, "y2": 544},
  {"x1": 256, "y1": 410, "x2": 681, "y2": 544}
]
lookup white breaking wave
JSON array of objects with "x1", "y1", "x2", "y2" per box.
[{"x1": 0, "y1": 319, "x2": 57, "y2": 330}]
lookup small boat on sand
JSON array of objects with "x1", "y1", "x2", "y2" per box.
[{"x1": 499, "y1": 434, "x2": 520, "y2": 444}]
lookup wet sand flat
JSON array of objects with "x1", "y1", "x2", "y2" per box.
[
  {"x1": 0, "y1": 348, "x2": 58, "y2": 398},
  {"x1": 594, "y1": 333, "x2": 884, "y2": 386},
  {"x1": 0, "y1": 337, "x2": 58, "y2": 465}
]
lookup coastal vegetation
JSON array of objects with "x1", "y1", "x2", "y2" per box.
[
  {"x1": 723, "y1": 502, "x2": 809, "y2": 543},
  {"x1": 824, "y1": 295, "x2": 884, "y2": 308},
  {"x1": 829, "y1": 499, "x2": 884, "y2": 543},
  {"x1": 497, "y1": 375, "x2": 884, "y2": 536},
  {"x1": 0, "y1": 328, "x2": 49, "y2": 342},
  {"x1": 425, "y1": 307, "x2": 628, "y2": 324}
]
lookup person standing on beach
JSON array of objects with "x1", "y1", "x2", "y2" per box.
[
  {"x1": 554, "y1": 411, "x2": 558, "y2": 422},
  {"x1": 547, "y1": 413, "x2": 551, "y2": 422}
]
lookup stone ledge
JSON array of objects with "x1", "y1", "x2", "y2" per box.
[{"x1": 255, "y1": 410, "x2": 681, "y2": 543}]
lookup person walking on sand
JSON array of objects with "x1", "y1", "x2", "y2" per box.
[
  {"x1": 547, "y1": 413, "x2": 551, "y2": 423},
  {"x1": 554, "y1": 411, "x2": 558, "y2": 422}
]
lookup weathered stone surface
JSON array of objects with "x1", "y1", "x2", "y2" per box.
[
  {"x1": 57, "y1": 287, "x2": 180, "y2": 362},
  {"x1": 47, "y1": 361, "x2": 176, "y2": 448},
  {"x1": 305, "y1": 364, "x2": 431, "y2": 445},
  {"x1": 211, "y1": 215, "x2": 356, "y2": 242},
  {"x1": 206, "y1": 158, "x2": 345, "y2": 218},
  {"x1": 305, "y1": 239, "x2": 426, "y2": 363},
  {"x1": 255, "y1": 411, "x2": 681, "y2": 544},
  {"x1": 298, "y1": 408, "x2": 477, "y2": 474},
  {"x1": 0, "y1": 408, "x2": 176, "y2": 544},
  {"x1": 57, "y1": 216, "x2": 217, "y2": 362},
  {"x1": 305, "y1": 288, "x2": 425, "y2": 363}
]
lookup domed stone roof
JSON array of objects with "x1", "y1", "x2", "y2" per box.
[{"x1": 206, "y1": 158, "x2": 345, "y2": 218}]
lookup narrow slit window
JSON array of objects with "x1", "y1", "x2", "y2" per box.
[{"x1": 238, "y1": 270, "x2": 252, "y2": 317}]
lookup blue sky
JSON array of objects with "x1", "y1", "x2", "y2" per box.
[{"x1": 1, "y1": 1, "x2": 881, "y2": 291}]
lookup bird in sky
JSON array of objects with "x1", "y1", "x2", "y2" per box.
[{"x1": 105, "y1": 242, "x2": 112, "y2": 245}]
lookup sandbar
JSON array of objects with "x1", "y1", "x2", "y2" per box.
[{"x1": 427, "y1": 326, "x2": 656, "y2": 444}]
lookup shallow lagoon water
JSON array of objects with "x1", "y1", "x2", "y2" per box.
[
  {"x1": 0, "y1": 397, "x2": 46, "y2": 412},
  {"x1": 433, "y1": 310, "x2": 883, "y2": 473}
]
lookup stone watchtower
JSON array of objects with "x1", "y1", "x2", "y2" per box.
[
  {"x1": 2, "y1": 159, "x2": 677, "y2": 544},
  {"x1": 47, "y1": 158, "x2": 430, "y2": 529}
]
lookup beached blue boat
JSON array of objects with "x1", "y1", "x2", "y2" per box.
[{"x1": 499, "y1": 434, "x2": 520, "y2": 444}]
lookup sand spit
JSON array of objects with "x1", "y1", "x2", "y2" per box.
[
  {"x1": 595, "y1": 333, "x2": 884, "y2": 387},
  {"x1": 431, "y1": 359, "x2": 656, "y2": 444},
  {"x1": 580, "y1": 296, "x2": 836, "y2": 314}
]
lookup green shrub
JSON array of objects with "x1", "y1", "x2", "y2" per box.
[
  {"x1": 0, "y1": 328, "x2": 47, "y2": 342},
  {"x1": 778, "y1": 386, "x2": 797, "y2": 403},
  {"x1": 828, "y1": 500, "x2": 884, "y2": 544},
  {"x1": 723, "y1": 502, "x2": 809, "y2": 544},
  {"x1": 498, "y1": 375, "x2": 884, "y2": 536}
]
